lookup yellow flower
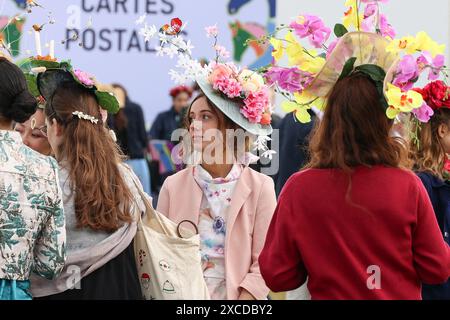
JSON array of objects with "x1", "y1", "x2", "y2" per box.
[
  {"x1": 281, "y1": 91, "x2": 326, "y2": 123},
  {"x1": 299, "y1": 50, "x2": 326, "y2": 74},
  {"x1": 343, "y1": 1, "x2": 363, "y2": 30},
  {"x1": 269, "y1": 37, "x2": 284, "y2": 62},
  {"x1": 385, "y1": 83, "x2": 423, "y2": 119},
  {"x1": 285, "y1": 32, "x2": 304, "y2": 66},
  {"x1": 282, "y1": 101, "x2": 312, "y2": 123},
  {"x1": 415, "y1": 31, "x2": 445, "y2": 57},
  {"x1": 386, "y1": 36, "x2": 417, "y2": 55}
]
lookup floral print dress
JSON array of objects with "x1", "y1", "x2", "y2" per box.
[
  {"x1": 193, "y1": 164, "x2": 242, "y2": 300},
  {"x1": 0, "y1": 131, "x2": 66, "y2": 300}
]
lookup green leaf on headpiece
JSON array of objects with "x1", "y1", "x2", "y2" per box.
[
  {"x1": 318, "y1": 52, "x2": 327, "y2": 59},
  {"x1": 334, "y1": 24, "x2": 348, "y2": 38},
  {"x1": 339, "y1": 57, "x2": 357, "y2": 81},
  {"x1": 354, "y1": 64, "x2": 386, "y2": 82},
  {"x1": 95, "y1": 91, "x2": 120, "y2": 114},
  {"x1": 24, "y1": 73, "x2": 39, "y2": 97}
]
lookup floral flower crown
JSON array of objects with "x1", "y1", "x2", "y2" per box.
[
  {"x1": 18, "y1": 57, "x2": 120, "y2": 114},
  {"x1": 263, "y1": 0, "x2": 447, "y2": 125}
]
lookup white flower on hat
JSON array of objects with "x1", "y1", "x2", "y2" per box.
[{"x1": 238, "y1": 70, "x2": 265, "y2": 93}]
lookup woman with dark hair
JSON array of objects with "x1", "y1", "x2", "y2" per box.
[
  {"x1": 30, "y1": 65, "x2": 144, "y2": 300},
  {"x1": 108, "y1": 83, "x2": 151, "y2": 195},
  {"x1": 0, "y1": 57, "x2": 66, "y2": 300},
  {"x1": 149, "y1": 85, "x2": 193, "y2": 141},
  {"x1": 259, "y1": 31, "x2": 450, "y2": 299}
]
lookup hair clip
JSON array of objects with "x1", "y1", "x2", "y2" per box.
[{"x1": 72, "y1": 111, "x2": 99, "y2": 124}]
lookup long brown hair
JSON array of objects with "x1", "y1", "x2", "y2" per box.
[
  {"x1": 45, "y1": 81, "x2": 133, "y2": 232},
  {"x1": 410, "y1": 108, "x2": 450, "y2": 180},
  {"x1": 307, "y1": 72, "x2": 410, "y2": 171}
]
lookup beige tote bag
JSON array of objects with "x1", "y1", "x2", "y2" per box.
[{"x1": 131, "y1": 176, "x2": 210, "y2": 300}]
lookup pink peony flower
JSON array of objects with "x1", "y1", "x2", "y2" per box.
[
  {"x1": 393, "y1": 55, "x2": 419, "y2": 91},
  {"x1": 241, "y1": 89, "x2": 269, "y2": 124},
  {"x1": 212, "y1": 76, "x2": 243, "y2": 99},
  {"x1": 290, "y1": 14, "x2": 331, "y2": 48},
  {"x1": 74, "y1": 69, "x2": 95, "y2": 87}
]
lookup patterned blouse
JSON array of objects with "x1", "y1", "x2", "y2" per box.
[{"x1": 0, "y1": 131, "x2": 66, "y2": 281}]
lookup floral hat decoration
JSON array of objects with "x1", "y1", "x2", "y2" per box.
[
  {"x1": 263, "y1": 0, "x2": 447, "y2": 125},
  {"x1": 18, "y1": 56, "x2": 120, "y2": 116},
  {"x1": 138, "y1": 17, "x2": 275, "y2": 158}
]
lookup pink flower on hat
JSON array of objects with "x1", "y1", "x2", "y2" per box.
[
  {"x1": 393, "y1": 55, "x2": 419, "y2": 91},
  {"x1": 241, "y1": 89, "x2": 269, "y2": 124},
  {"x1": 74, "y1": 69, "x2": 95, "y2": 87},
  {"x1": 289, "y1": 14, "x2": 331, "y2": 48}
]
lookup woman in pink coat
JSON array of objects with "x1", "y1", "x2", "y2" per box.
[{"x1": 157, "y1": 65, "x2": 277, "y2": 300}]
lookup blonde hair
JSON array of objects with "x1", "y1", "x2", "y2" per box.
[{"x1": 410, "y1": 108, "x2": 450, "y2": 180}]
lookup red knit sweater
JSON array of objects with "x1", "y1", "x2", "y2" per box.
[{"x1": 259, "y1": 166, "x2": 450, "y2": 300}]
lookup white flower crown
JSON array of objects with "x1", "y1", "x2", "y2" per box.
[{"x1": 72, "y1": 111, "x2": 99, "y2": 124}]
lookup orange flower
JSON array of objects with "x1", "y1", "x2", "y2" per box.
[{"x1": 35, "y1": 55, "x2": 57, "y2": 62}]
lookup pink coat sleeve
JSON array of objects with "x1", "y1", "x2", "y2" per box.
[
  {"x1": 156, "y1": 178, "x2": 170, "y2": 217},
  {"x1": 258, "y1": 180, "x2": 308, "y2": 293},
  {"x1": 413, "y1": 180, "x2": 450, "y2": 284},
  {"x1": 239, "y1": 177, "x2": 277, "y2": 300}
]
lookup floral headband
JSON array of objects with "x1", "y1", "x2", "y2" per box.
[
  {"x1": 19, "y1": 56, "x2": 120, "y2": 114},
  {"x1": 262, "y1": 0, "x2": 447, "y2": 126}
]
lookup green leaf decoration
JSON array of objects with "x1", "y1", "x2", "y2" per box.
[
  {"x1": 354, "y1": 64, "x2": 386, "y2": 82},
  {"x1": 318, "y1": 52, "x2": 327, "y2": 59},
  {"x1": 338, "y1": 57, "x2": 357, "y2": 81},
  {"x1": 334, "y1": 23, "x2": 348, "y2": 38},
  {"x1": 95, "y1": 91, "x2": 119, "y2": 114},
  {"x1": 24, "y1": 73, "x2": 40, "y2": 97}
]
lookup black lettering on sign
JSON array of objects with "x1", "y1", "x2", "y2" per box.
[
  {"x1": 83, "y1": 29, "x2": 96, "y2": 50},
  {"x1": 115, "y1": 0, "x2": 128, "y2": 13},
  {"x1": 99, "y1": 29, "x2": 112, "y2": 51},
  {"x1": 146, "y1": 0, "x2": 158, "y2": 14},
  {"x1": 97, "y1": 0, "x2": 111, "y2": 13},
  {"x1": 161, "y1": 0, "x2": 174, "y2": 14},
  {"x1": 114, "y1": 29, "x2": 127, "y2": 51},
  {"x1": 81, "y1": 0, "x2": 94, "y2": 12},
  {"x1": 65, "y1": 29, "x2": 79, "y2": 50},
  {"x1": 145, "y1": 39, "x2": 156, "y2": 53},
  {"x1": 127, "y1": 30, "x2": 141, "y2": 51},
  {"x1": 134, "y1": 0, "x2": 140, "y2": 14}
]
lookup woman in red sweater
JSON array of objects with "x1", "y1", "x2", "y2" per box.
[{"x1": 259, "y1": 69, "x2": 450, "y2": 299}]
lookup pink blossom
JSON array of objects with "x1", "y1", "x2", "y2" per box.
[
  {"x1": 417, "y1": 51, "x2": 445, "y2": 81},
  {"x1": 74, "y1": 69, "x2": 95, "y2": 87},
  {"x1": 212, "y1": 75, "x2": 243, "y2": 98},
  {"x1": 412, "y1": 102, "x2": 434, "y2": 123},
  {"x1": 361, "y1": 0, "x2": 389, "y2": 3},
  {"x1": 393, "y1": 55, "x2": 419, "y2": 91},
  {"x1": 290, "y1": 14, "x2": 331, "y2": 48},
  {"x1": 379, "y1": 14, "x2": 396, "y2": 39},
  {"x1": 208, "y1": 63, "x2": 234, "y2": 84},
  {"x1": 241, "y1": 89, "x2": 269, "y2": 124},
  {"x1": 265, "y1": 67, "x2": 313, "y2": 93},
  {"x1": 205, "y1": 24, "x2": 218, "y2": 38},
  {"x1": 214, "y1": 45, "x2": 230, "y2": 58}
]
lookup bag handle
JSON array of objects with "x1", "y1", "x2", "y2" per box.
[{"x1": 125, "y1": 164, "x2": 173, "y2": 235}]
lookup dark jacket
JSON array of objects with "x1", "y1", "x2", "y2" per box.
[
  {"x1": 109, "y1": 98, "x2": 147, "y2": 159},
  {"x1": 149, "y1": 107, "x2": 184, "y2": 141},
  {"x1": 275, "y1": 111, "x2": 315, "y2": 196},
  {"x1": 417, "y1": 171, "x2": 450, "y2": 300}
]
